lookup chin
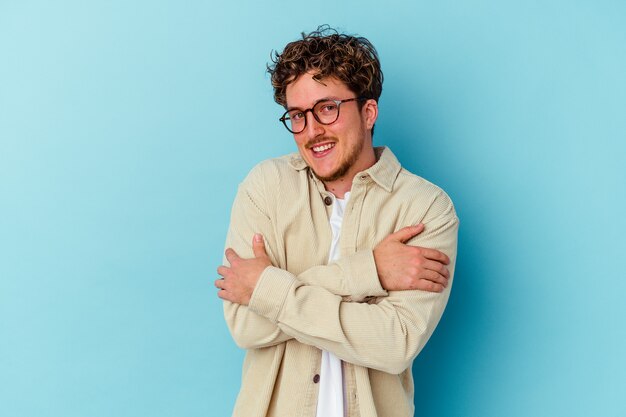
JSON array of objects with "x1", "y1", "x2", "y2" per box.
[
  {"x1": 315, "y1": 165, "x2": 351, "y2": 183},
  {"x1": 308, "y1": 161, "x2": 335, "y2": 179}
]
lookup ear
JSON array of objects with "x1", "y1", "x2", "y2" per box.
[{"x1": 362, "y1": 99, "x2": 378, "y2": 130}]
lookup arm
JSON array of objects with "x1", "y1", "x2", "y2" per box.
[
  {"x1": 222, "y1": 176, "x2": 387, "y2": 349},
  {"x1": 221, "y1": 179, "x2": 292, "y2": 349},
  {"x1": 221, "y1": 165, "x2": 450, "y2": 349},
  {"x1": 298, "y1": 224, "x2": 450, "y2": 298},
  {"x1": 246, "y1": 195, "x2": 458, "y2": 374}
]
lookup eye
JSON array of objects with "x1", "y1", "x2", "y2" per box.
[
  {"x1": 289, "y1": 111, "x2": 305, "y2": 121},
  {"x1": 318, "y1": 102, "x2": 338, "y2": 114}
]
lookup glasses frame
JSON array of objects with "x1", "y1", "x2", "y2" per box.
[{"x1": 279, "y1": 97, "x2": 367, "y2": 134}]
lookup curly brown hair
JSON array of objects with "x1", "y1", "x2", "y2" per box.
[{"x1": 268, "y1": 25, "x2": 383, "y2": 109}]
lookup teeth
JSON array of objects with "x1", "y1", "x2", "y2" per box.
[{"x1": 312, "y1": 143, "x2": 335, "y2": 152}]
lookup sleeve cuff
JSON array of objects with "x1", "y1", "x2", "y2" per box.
[
  {"x1": 248, "y1": 266, "x2": 297, "y2": 323},
  {"x1": 342, "y1": 249, "x2": 388, "y2": 299}
]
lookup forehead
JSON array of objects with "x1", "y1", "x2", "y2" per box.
[{"x1": 285, "y1": 72, "x2": 353, "y2": 109}]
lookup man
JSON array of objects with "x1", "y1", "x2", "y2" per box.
[{"x1": 215, "y1": 26, "x2": 459, "y2": 417}]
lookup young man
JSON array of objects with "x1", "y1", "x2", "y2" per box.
[{"x1": 215, "y1": 26, "x2": 459, "y2": 417}]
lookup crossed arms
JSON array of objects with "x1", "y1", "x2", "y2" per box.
[{"x1": 216, "y1": 176, "x2": 458, "y2": 374}]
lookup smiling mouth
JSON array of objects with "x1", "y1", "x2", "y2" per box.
[{"x1": 309, "y1": 142, "x2": 336, "y2": 155}]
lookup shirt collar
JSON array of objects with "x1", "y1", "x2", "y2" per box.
[{"x1": 287, "y1": 146, "x2": 402, "y2": 193}]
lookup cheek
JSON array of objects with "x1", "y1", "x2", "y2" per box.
[{"x1": 293, "y1": 135, "x2": 306, "y2": 147}]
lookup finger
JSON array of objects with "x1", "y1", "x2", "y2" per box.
[
  {"x1": 420, "y1": 248, "x2": 450, "y2": 264},
  {"x1": 422, "y1": 259, "x2": 450, "y2": 278},
  {"x1": 217, "y1": 289, "x2": 229, "y2": 300},
  {"x1": 224, "y1": 248, "x2": 240, "y2": 264},
  {"x1": 386, "y1": 224, "x2": 424, "y2": 243},
  {"x1": 416, "y1": 279, "x2": 444, "y2": 293},
  {"x1": 217, "y1": 266, "x2": 230, "y2": 278},
  {"x1": 252, "y1": 234, "x2": 268, "y2": 258},
  {"x1": 214, "y1": 278, "x2": 225, "y2": 289},
  {"x1": 420, "y1": 269, "x2": 449, "y2": 287}
]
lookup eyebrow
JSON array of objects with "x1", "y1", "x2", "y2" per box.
[{"x1": 286, "y1": 97, "x2": 336, "y2": 112}]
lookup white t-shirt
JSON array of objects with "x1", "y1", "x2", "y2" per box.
[{"x1": 316, "y1": 192, "x2": 350, "y2": 417}]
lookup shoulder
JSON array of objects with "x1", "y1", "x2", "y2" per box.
[
  {"x1": 396, "y1": 168, "x2": 452, "y2": 203},
  {"x1": 239, "y1": 153, "x2": 305, "y2": 194},
  {"x1": 243, "y1": 153, "x2": 300, "y2": 181},
  {"x1": 393, "y1": 168, "x2": 457, "y2": 222}
]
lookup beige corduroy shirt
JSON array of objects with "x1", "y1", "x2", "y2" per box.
[{"x1": 223, "y1": 147, "x2": 459, "y2": 417}]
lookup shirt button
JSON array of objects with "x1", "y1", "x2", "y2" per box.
[
  {"x1": 313, "y1": 374, "x2": 320, "y2": 383},
  {"x1": 323, "y1": 196, "x2": 332, "y2": 206}
]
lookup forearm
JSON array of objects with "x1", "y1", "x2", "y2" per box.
[
  {"x1": 223, "y1": 182, "x2": 387, "y2": 350},
  {"x1": 248, "y1": 267, "x2": 453, "y2": 374},
  {"x1": 224, "y1": 251, "x2": 386, "y2": 349},
  {"x1": 247, "y1": 211, "x2": 459, "y2": 371},
  {"x1": 294, "y1": 249, "x2": 387, "y2": 301}
]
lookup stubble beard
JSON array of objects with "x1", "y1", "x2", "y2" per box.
[{"x1": 312, "y1": 136, "x2": 364, "y2": 183}]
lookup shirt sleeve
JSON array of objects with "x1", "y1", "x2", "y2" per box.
[
  {"x1": 222, "y1": 170, "x2": 292, "y2": 349},
  {"x1": 222, "y1": 165, "x2": 388, "y2": 350},
  {"x1": 293, "y1": 249, "x2": 387, "y2": 301},
  {"x1": 247, "y1": 193, "x2": 459, "y2": 374}
]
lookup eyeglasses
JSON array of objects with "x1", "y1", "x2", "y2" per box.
[{"x1": 279, "y1": 97, "x2": 366, "y2": 134}]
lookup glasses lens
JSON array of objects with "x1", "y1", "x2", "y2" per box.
[
  {"x1": 314, "y1": 100, "x2": 340, "y2": 124},
  {"x1": 283, "y1": 110, "x2": 306, "y2": 133}
]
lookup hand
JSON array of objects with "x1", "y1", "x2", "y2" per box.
[
  {"x1": 373, "y1": 224, "x2": 451, "y2": 293},
  {"x1": 215, "y1": 234, "x2": 272, "y2": 305}
]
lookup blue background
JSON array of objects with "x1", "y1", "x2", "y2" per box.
[{"x1": 1, "y1": 1, "x2": 625, "y2": 416}]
